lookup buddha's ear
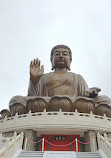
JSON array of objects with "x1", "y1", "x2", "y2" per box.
[
  {"x1": 51, "y1": 63, "x2": 55, "y2": 70},
  {"x1": 50, "y1": 58, "x2": 55, "y2": 70},
  {"x1": 67, "y1": 59, "x2": 72, "y2": 71},
  {"x1": 67, "y1": 65, "x2": 70, "y2": 71}
]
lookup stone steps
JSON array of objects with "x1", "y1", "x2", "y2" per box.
[
  {"x1": 76, "y1": 152, "x2": 102, "y2": 158},
  {"x1": 18, "y1": 151, "x2": 44, "y2": 158},
  {"x1": 18, "y1": 151, "x2": 103, "y2": 158}
]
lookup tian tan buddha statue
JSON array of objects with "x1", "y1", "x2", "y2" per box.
[{"x1": 1, "y1": 45, "x2": 111, "y2": 119}]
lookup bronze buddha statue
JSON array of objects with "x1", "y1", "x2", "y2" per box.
[{"x1": 1, "y1": 45, "x2": 111, "y2": 118}]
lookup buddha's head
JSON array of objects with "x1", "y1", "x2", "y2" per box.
[{"x1": 50, "y1": 45, "x2": 72, "y2": 70}]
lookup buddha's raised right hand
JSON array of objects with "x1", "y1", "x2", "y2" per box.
[{"x1": 30, "y1": 58, "x2": 44, "y2": 85}]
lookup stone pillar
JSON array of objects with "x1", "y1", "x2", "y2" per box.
[
  {"x1": 84, "y1": 130, "x2": 97, "y2": 152},
  {"x1": 24, "y1": 129, "x2": 36, "y2": 151}
]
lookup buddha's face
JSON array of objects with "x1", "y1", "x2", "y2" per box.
[{"x1": 52, "y1": 48, "x2": 71, "y2": 70}]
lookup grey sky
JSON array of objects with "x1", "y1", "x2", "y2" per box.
[{"x1": 0, "y1": 0, "x2": 111, "y2": 111}]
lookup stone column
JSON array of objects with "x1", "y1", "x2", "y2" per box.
[
  {"x1": 84, "y1": 130, "x2": 97, "y2": 152},
  {"x1": 24, "y1": 129, "x2": 36, "y2": 151}
]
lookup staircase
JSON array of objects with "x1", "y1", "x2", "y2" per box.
[
  {"x1": 18, "y1": 151, "x2": 44, "y2": 158},
  {"x1": 18, "y1": 151, "x2": 103, "y2": 158},
  {"x1": 76, "y1": 152, "x2": 102, "y2": 158}
]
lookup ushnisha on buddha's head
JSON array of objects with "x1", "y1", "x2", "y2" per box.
[{"x1": 50, "y1": 45, "x2": 72, "y2": 71}]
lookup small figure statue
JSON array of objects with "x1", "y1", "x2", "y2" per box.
[{"x1": 5, "y1": 45, "x2": 111, "y2": 118}]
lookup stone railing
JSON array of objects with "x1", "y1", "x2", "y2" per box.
[
  {"x1": 0, "y1": 109, "x2": 111, "y2": 133},
  {"x1": 0, "y1": 132, "x2": 24, "y2": 158},
  {"x1": 0, "y1": 131, "x2": 18, "y2": 150},
  {"x1": 97, "y1": 133, "x2": 111, "y2": 158},
  {"x1": 0, "y1": 133, "x2": 4, "y2": 150}
]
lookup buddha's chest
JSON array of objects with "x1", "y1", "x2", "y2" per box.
[{"x1": 46, "y1": 72, "x2": 74, "y2": 87}]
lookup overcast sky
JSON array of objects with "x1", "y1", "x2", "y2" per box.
[{"x1": 0, "y1": 0, "x2": 111, "y2": 111}]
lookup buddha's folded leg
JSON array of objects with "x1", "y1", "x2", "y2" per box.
[
  {"x1": 93, "y1": 95, "x2": 111, "y2": 117},
  {"x1": 93, "y1": 95, "x2": 111, "y2": 105}
]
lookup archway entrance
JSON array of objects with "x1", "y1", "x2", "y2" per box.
[{"x1": 40, "y1": 135, "x2": 80, "y2": 151}]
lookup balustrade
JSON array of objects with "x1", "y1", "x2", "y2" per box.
[
  {"x1": 0, "y1": 132, "x2": 24, "y2": 158},
  {"x1": 97, "y1": 133, "x2": 111, "y2": 158}
]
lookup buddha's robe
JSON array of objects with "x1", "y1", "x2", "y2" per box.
[
  {"x1": 9, "y1": 72, "x2": 111, "y2": 108},
  {"x1": 28, "y1": 72, "x2": 88, "y2": 98}
]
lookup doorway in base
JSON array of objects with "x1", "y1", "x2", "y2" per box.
[{"x1": 40, "y1": 135, "x2": 80, "y2": 151}]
